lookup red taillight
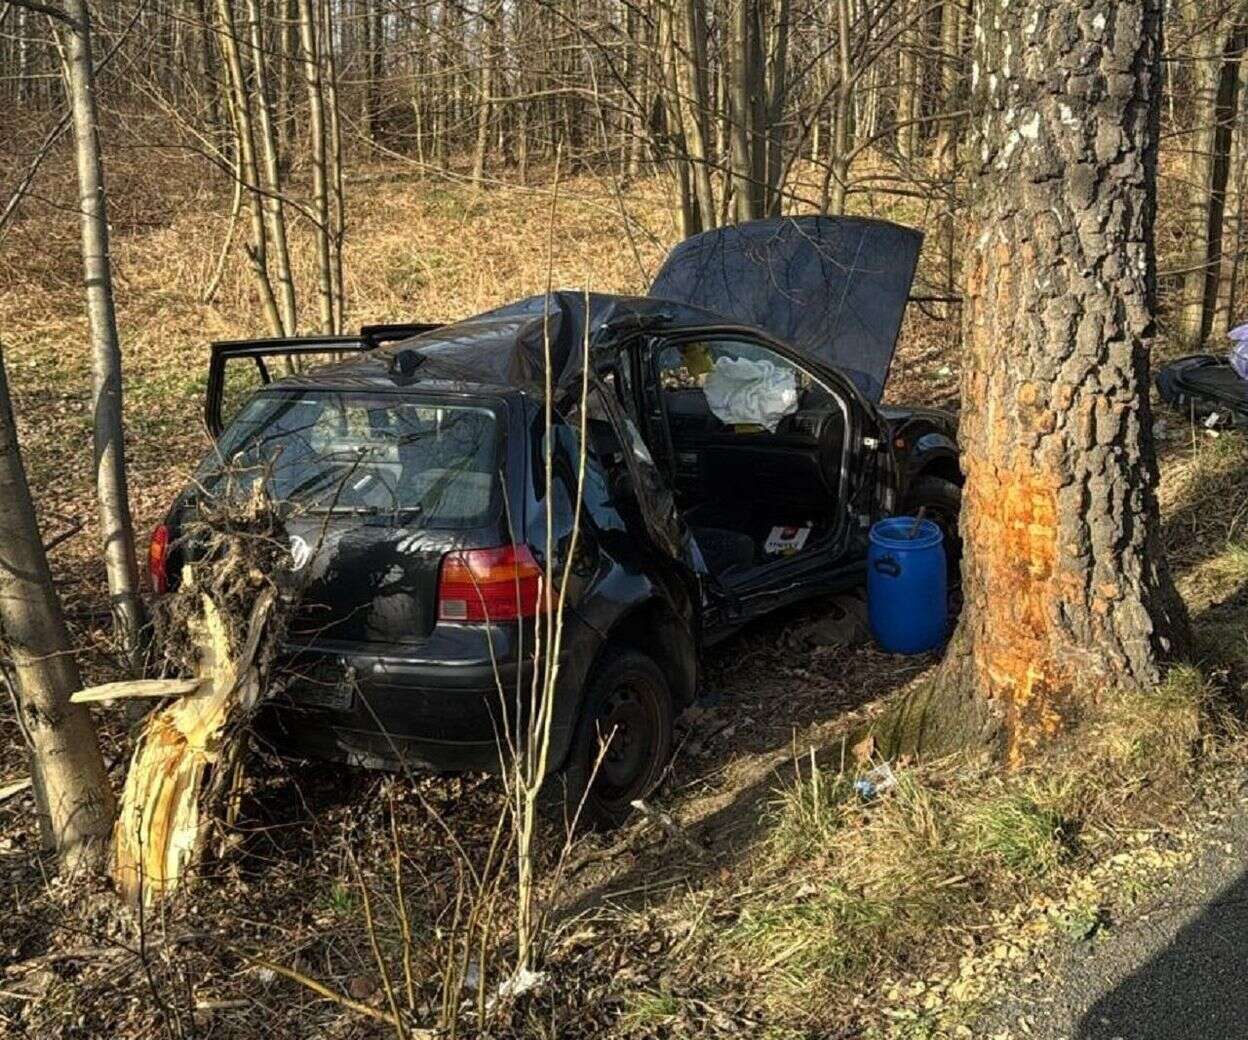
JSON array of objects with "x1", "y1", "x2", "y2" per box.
[
  {"x1": 148, "y1": 524, "x2": 170, "y2": 595},
  {"x1": 437, "y1": 545, "x2": 551, "y2": 622}
]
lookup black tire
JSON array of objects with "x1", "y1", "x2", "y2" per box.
[
  {"x1": 549, "y1": 648, "x2": 673, "y2": 831},
  {"x1": 903, "y1": 474, "x2": 963, "y2": 584}
]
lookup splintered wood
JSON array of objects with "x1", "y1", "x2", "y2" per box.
[{"x1": 111, "y1": 576, "x2": 277, "y2": 906}]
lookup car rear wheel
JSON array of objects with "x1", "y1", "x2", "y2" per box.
[
  {"x1": 903, "y1": 474, "x2": 963, "y2": 585},
  {"x1": 551, "y1": 649, "x2": 673, "y2": 831}
]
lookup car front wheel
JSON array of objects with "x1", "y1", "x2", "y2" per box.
[{"x1": 551, "y1": 648, "x2": 673, "y2": 831}]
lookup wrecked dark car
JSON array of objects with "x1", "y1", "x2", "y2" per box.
[{"x1": 151, "y1": 215, "x2": 961, "y2": 826}]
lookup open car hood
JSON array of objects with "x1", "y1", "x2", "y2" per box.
[{"x1": 648, "y1": 216, "x2": 923, "y2": 402}]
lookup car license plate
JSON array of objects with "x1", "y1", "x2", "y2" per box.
[
  {"x1": 298, "y1": 683, "x2": 353, "y2": 712},
  {"x1": 290, "y1": 665, "x2": 355, "y2": 712}
]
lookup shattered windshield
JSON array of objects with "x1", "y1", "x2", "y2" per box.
[{"x1": 200, "y1": 390, "x2": 501, "y2": 527}]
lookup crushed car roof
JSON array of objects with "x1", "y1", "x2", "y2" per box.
[{"x1": 292, "y1": 292, "x2": 726, "y2": 399}]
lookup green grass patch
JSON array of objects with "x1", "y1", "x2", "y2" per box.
[{"x1": 963, "y1": 784, "x2": 1070, "y2": 877}]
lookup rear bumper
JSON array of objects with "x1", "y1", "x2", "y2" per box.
[{"x1": 257, "y1": 616, "x2": 603, "y2": 775}]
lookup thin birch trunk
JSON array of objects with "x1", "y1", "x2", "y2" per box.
[
  {"x1": 246, "y1": 0, "x2": 297, "y2": 336},
  {"x1": 62, "y1": 0, "x2": 143, "y2": 674},
  {"x1": 297, "y1": 0, "x2": 335, "y2": 333},
  {"x1": 216, "y1": 0, "x2": 284, "y2": 336},
  {"x1": 677, "y1": 0, "x2": 717, "y2": 230},
  {"x1": 824, "y1": 0, "x2": 853, "y2": 213},
  {"x1": 729, "y1": 0, "x2": 760, "y2": 221},
  {"x1": 764, "y1": 0, "x2": 790, "y2": 214},
  {"x1": 321, "y1": 0, "x2": 346, "y2": 332}
]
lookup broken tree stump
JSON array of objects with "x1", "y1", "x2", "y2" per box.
[
  {"x1": 112, "y1": 582, "x2": 277, "y2": 904},
  {"x1": 110, "y1": 486, "x2": 294, "y2": 906}
]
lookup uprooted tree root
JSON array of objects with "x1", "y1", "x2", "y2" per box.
[{"x1": 110, "y1": 486, "x2": 295, "y2": 906}]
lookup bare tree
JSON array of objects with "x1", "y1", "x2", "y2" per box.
[
  {"x1": 55, "y1": 0, "x2": 144, "y2": 674},
  {"x1": 246, "y1": 0, "x2": 299, "y2": 335},
  {"x1": 216, "y1": 0, "x2": 286, "y2": 335},
  {"x1": 0, "y1": 343, "x2": 114, "y2": 871},
  {"x1": 298, "y1": 0, "x2": 336, "y2": 332},
  {"x1": 1179, "y1": 2, "x2": 1248, "y2": 345}
]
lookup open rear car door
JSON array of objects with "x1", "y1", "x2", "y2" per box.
[{"x1": 206, "y1": 324, "x2": 441, "y2": 437}]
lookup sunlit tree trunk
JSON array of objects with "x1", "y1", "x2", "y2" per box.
[
  {"x1": 62, "y1": 0, "x2": 143, "y2": 674},
  {"x1": 824, "y1": 0, "x2": 853, "y2": 213},
  {"x1": 729, "y1": 0, "x2": 762, "y2": 221},
  {"x1": 297, "y1": 0, "x2": 335, "y2": 332},
  {"x1": 216, "y1": 0, "x2": 284, "y2": 336},
  {"x1": 319, "y1": 0, "x2": 345, "y2": 332},
  {"x1": 246, "y1": 0, "x2": 297, "y2": 336},
  {"x1": 676, "y1": 0, "x2": 717, "y2": 231},
  {"x1": 1180, "y1": 6, "x2": 1248, "y2": 345},
  {"x1": 0, "y1": 345, "x2": 114, "y2": 871},
  {"x1": 881, "y1": 0, "x2": 1188, "y2": 764},
  {"x1": 471, "y1": 0, "x2": 500, "y2": 189}
]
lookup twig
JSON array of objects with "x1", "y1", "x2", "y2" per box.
[
  {"x1": 0, "y1": 777, "x2": 32, "y2": 802},
  {"x1": 630, "y1": 799, "x2": 706, "y2": 859},
  {"x1": 236, "y1": 952, "x2": 402, "y2": 1028},
  {"x1": 350, "y1": 851, "x2": 407, "y2": 1039}
]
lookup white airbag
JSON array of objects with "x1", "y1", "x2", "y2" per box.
[{"x1": 702, "y1": 356, "x2": 799, "y2": 432}]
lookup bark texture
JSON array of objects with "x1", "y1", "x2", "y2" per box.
[
  {"x1": 889, "y1": 0, "x2": 1188, "y2": 765},
  {"x1": 0, "y1": 345, "x2": 114, "y2": 870}
]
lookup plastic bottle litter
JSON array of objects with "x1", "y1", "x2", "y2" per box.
[{"x1": 854, "y1": 761, "x2": 898, "y2": 801}]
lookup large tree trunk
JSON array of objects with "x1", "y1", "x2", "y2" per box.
[
  {"x1": 881, "y1": 0, "x2": 1188, "y2": 765},
  {"x1": 0, "y1": 345, "x2": 114, "y2": 871},
  {"x1": 62, "y1": 0, "x2": 144, "y2": 677}
]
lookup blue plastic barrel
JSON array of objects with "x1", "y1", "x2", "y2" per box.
[{"x1": 867, "y1": 518, "x2": 948, "y2": 654}]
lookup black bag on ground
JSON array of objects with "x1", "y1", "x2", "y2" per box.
[{"x1": 1155, "y1": 354, "x2": 1248, "y2": 427}]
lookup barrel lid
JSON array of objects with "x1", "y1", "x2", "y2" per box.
[{"x1": 869, "y1": 517, "x2": 944, "y2": 550}]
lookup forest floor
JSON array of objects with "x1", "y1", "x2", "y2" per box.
[{"x1": 1, "y1": 159, "x2": 1248, "y2": 1038}]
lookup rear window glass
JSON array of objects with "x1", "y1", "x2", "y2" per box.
[{"x1": 202, "y1": 391, "x2": 501, "y2": 527}]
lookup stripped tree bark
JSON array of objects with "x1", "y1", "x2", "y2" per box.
[
  {"x1": 110, "y1": 488, "x2": 292, "y2": 905},
  {"x1": 879, "y1": 0, "x2": 1189, "y2": 763}
]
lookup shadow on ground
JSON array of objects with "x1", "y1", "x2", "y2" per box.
[
  {"x1": 1078, "y1": 865, "x2": 1248, "y2": 1040},
  {"x1": 555, "y1": 592, "x2": 934, "y2": 913}
]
